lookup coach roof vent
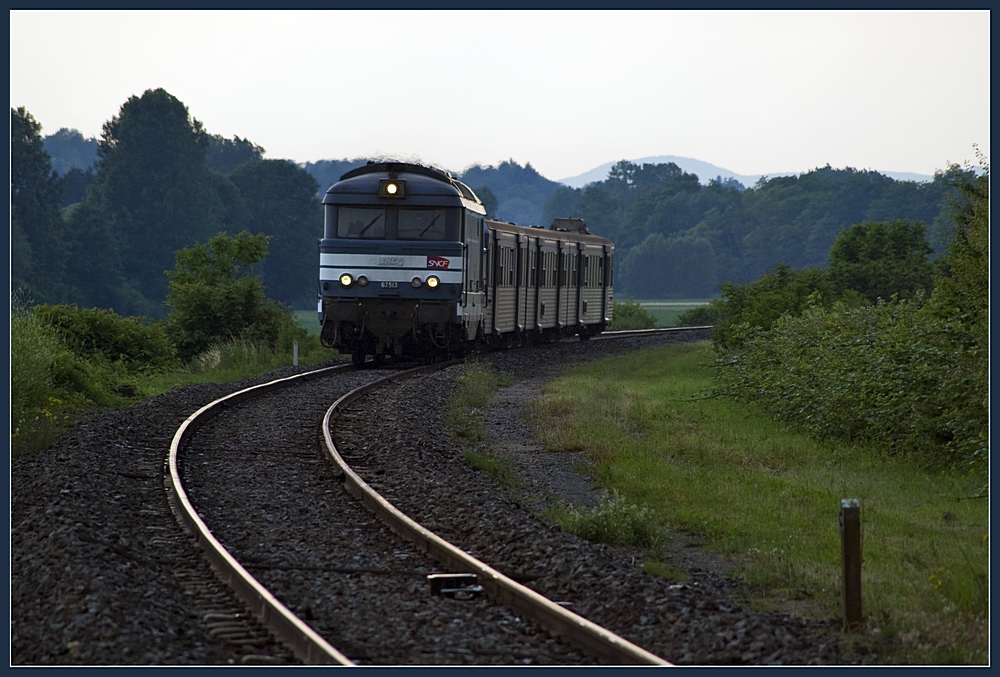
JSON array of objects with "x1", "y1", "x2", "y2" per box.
[{"x1": 549, "y1": 218, "x2": 589, "y2": 234}]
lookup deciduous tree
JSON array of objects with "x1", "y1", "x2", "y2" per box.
[
  {"x1": 165, "y1": 231, "x2": 302, "y2": 361},
  {"x1": 229, "y1": 159, "x2": 322, "y2": 308},
  {"x1": 10, "y1": 107, "x2": 68, "y2": 303},
  {"x1": 827, "y1": 219, "x2": 934, "y2": 303}
]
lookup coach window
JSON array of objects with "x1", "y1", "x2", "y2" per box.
[{"x1": 338, "y1": 207, "x2": 386, "y2": 239}]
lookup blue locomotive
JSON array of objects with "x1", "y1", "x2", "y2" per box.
[{"x1": 318, "y1": 162, "x2": 614, "y2": 366}]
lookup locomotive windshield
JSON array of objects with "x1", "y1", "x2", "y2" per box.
[
  {"x1": 330, "y1": 206, "x2": 459, "y2": 240},
  {"x1": 398, "y1": 209, "x2": 446, "y2": 240},
  {"x1": 338, "y1": 207, "x2": 386, "y2": 239}
]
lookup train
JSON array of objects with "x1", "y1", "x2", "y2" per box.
[{"x1": 317, "y1": 161, "x2": 614, "y2": 366}]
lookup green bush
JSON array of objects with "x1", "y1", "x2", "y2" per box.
[
  {"x1": 11, "y1": 301, "x2": 141, "y2": 456},
  {"x1": 608, "y1": 299, "x2": 657, "y2": 330},
  {"x1": 716, "y1": 162, "x2": 988, "y2": 475},
  {"x1": 165, "y1": 231, "x2": 306, "y2": 361},
  {"x1": 11, "y1": 303, "x2": 69, "y2": 434},
  {"x1": 675, "y1": 303, "x2": 722, "y2": 327},
  {"x1": 33, "y1": 304, "x2": 177, "y2": 373},
  {"x1": 708, "y1": 263, "x2": 836, "y2": 349}
]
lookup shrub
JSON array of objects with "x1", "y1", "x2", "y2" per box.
[
  {"x1": 717, "y1": 296, "x2": 985, "y2": 473},
  {"x1": 675, "y1": 303, "x2": 723, "y2": 327},
  {"x1": 33, "y1": 304, "x2": 177, "y2": 373},
  {"x1": 11, "y1": 303, "x2": 68, "y2": 434},
  {"x1": 707, "y1": 263, "x2": 836, "y2": 349},
  {"x1": 165, "y1": 231, "x2": 307, "y2": 361},
  {"x1": 608, "y1": 299, "x2": 657, "y2": 330}
]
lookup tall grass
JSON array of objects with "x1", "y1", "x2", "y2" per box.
[
  {"x1": 11, "y1": 304, "x2": 336, "y2": 456},
  {"x1": 534, "y1": 342, "x2": 988, "y2": 664},
  {"x1": 10, "y1": 304, "x2": 71, "y2": 452}
]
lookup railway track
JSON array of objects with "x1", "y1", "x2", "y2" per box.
[
  {"x1": 167, "y1": 346, "x2": 680, "y2": 665},
  {"x1": 13, "y1": 327, "x2": 859, "y2": 665}
]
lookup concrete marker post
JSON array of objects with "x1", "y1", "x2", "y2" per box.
[{"x1": 839, "y1": 498, "x2": 862, "y2": 630}]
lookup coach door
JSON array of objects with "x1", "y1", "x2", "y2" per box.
[{"x1": 462, "y1": 211, "x2": 485, "y2": 339}]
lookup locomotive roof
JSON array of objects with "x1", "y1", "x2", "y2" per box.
[{"x1": 324, "y1": 161, "x2": 484, "y2": 211}]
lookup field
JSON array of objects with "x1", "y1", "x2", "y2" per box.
[
  {"x1": 531, "y1": 342, "x2": 988, "y2": 665},
  {"x1": 293, "y1": 309, "x2": 321, "y2": 336},
  {"x1": 628, "y1": 299, "x2": 711, "y2": 327}
]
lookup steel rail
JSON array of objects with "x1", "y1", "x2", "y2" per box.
[
  {"x1": 321, "y1": 363, "x2": 673, "y2": 666},
  {"x1": 599, "y1": 325, "x2": 713, "y2": 338},
  {"x1": 166, "y1": 363, "x2": 356, "y2": 666}
]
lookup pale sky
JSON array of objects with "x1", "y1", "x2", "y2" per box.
[{"x1": 10, "y1": 9, "x2": 990, "y2": 182}]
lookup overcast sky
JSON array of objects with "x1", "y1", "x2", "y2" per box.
[{"x1": 10, "y1": 9, "x2": 990, "y2": 182}]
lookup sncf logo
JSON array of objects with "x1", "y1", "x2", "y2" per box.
[{"x1": 426, "y1": 256, "x2": 451, "y2": 269}]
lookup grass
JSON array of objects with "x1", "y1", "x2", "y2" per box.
[
  {"x1": 443, "y1": 361, "x2": 527, "y2": 495},
  {"x1": 628, "y1": 298, "x2": 712, "y2": 327},
  {"x1": 10, "y1": 311, "x2": 340, "y2": 458},
  {"x1": 138, "y1": 332, "x2": 335, "y2": 396},
  {"x1": 531, "y1": 341, "x2": 988, "y2": 665}
]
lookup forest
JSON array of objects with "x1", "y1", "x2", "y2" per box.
[{"x1": 15, "y1": 87, "x2": 979, "y2": 317}]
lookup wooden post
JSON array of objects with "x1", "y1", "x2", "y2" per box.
[
  {"x1": 840, "y1": 498, "x2": 862, "y2": 630},
  {"x1": 293, "y1": 340, "x2": 299, "y2": 367}
]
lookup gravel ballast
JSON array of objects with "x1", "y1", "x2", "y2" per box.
[{"x1": 11, "y1": 333, "x2": 873, "y2": 665}]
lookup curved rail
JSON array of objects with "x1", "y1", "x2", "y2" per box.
[
  {"x1": 600, "y1": 325, "x2": 713, "y2": 338},
  {"x1": 321, "y1": 365, "x2": 673, "y2": 666},
  {"x1": 166, "y1": 363, "x2": 355, "y2": 666}
]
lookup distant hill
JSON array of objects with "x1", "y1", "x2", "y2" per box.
[{"x1": 558, "y1": 155, "x2": 934, "y2": 188}]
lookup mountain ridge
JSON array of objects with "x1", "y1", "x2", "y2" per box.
[{"x1": 557, "y1": 155, "x2": 935, "y2": 188}]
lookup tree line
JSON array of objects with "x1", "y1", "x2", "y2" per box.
[
  {"x1": 12, "y1": 89, "x2": 322, "y2": 319},
  {"x1": 674, "y1": 157, "x2": 988, "y2": 477},
  {"x1": 542, "y1": 159, "x2": 973, "y2": 299},
  {"x1": 14, "y1": 87, "x2": 978, "y2": 321}
]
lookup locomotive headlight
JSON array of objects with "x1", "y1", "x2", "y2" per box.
[
  {"x1": 356, "y1": 275, "x2": 368, "y2": 287},
  {"x1": 379, "y1": 179, "x2": 405, "y2": 198},
  {"x1": 426, "y1": 275, "x2": 440, "y2": 289},
  {"x1": 411, "y1": 276, "x2": 422, "y2": 288},
  {"x1": 339, "y1": 273, "x2": 353, "y2": 287}
]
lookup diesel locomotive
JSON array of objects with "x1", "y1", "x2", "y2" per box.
[{"x1": 318, "y1": 161, "x2": 614, "y2": 365}]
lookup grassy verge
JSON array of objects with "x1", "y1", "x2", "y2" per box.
[
  {"x1": 532, "y1": 341, "x2": 987, "y2": 665},
  {"x1": 11, "y1": 313, "x2": 339, "y2": 458},
  {"x1": 444, "y1": 361, "x2": 524, "y2": 492}
]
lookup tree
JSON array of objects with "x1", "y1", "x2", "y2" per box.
[
  {"x1": 205, "y1": 134, "x2": 265, "y2": 174},
  {"x1": 458, "y1": 160, "x2": 562, "y2": 226},
  {"x1": 60, "y1": 166, "x2": 96, "y2": 207},
  {"x1": 10, "y1": 107, "x2": 68, "y2": 303},
  {"x1": 165, "y1": 231, "x2": 302, "y2": 361},
  {"x1": 662, "y1": 235, "x2": 718, "y2": 298},
  {"x1": 708, "y1": 262, "x2": 836, "y2": 349},
  {"x1": 827, "y1": 219, "x2": 934, "y2": 303},
  {"x1": 541, "y1": 185, "x2": 583, "y2": 226},
  {"x1": 228, "y1": 159, "x2": 322, "y2": 308},
  {"x1": 88, "y1": 88, "x2": 251, "y2": 312},
  {"x1": 618, "y1": 233, "x2": 671, "y2": 298},
  {"x1": 42, "y1": 127, "x2": 98, "y2": 175},
  {"x1": 473, "y1": 184, "x2": 498, "y2": 218}
]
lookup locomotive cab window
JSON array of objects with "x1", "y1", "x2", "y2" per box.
[
  {"x1": 398, "y1": 208, "x2": 448, "y2": 240},
  {"x1": 336, "y1": 207, "x2": 386, "y2": 239}
]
